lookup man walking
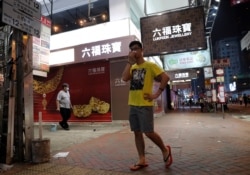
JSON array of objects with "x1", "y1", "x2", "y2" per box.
[
  {"x1": 56, "y1": 83, "x2": 72, "y2": 130},
  {"x1": 122, "y1": 40, "x2": 173, "y2": 171}
]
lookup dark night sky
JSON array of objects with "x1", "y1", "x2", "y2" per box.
[
  {"x1": 211, "y1": 0, "x2": 237, "y2": 44},
  {"x1": 211, "y1": 0, "x2": 250, "y2": 45}
]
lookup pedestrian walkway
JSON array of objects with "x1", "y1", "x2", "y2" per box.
[{"x1": 1, "y1": 105, "x2": 250, "y2": 175}]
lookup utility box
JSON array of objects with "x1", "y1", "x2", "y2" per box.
[{"x1": 31, "y1": 138, "x2": 50, "y2": 163}]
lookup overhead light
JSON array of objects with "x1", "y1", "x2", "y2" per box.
[
  {"x1": 53, "y1": 25, "x2": 59, "y2": 32},
  {"x1": 213, "y1": 6, "x2": 218, "y2": 10},
  {"x1": 101, "y1": 14, "x2": 108, "y2": 21},
  {"x1": 79, "y1": 19, "x2": 87, "y2": 26}
]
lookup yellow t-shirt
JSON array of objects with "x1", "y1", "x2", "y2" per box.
[{"x1": 128, "y1": 61, "x2": 164, "y2": 106}]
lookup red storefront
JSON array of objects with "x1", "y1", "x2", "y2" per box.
[{"x1": 33, "y1": 35, "x2": 164, "y2": 123}]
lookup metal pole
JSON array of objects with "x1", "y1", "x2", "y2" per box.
[
  {"x1": 6, "y1": 28, "x2": 17, "y2": 164},
  {"x1": 14, "y1": 29, "x2": 24, "y2": 162},
  {"x1": 222, "y1": 103, "x2": 224, "y2": 119}
]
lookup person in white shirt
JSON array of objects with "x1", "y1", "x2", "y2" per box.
[{"x1": 56, "y1": 83, "x2": 72, "y2": 130}]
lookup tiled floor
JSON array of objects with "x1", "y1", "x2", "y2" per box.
[{"x1": 1, "y1": 104, "x2": 250, "y2": 175}]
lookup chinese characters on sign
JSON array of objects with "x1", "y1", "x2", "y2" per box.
[
  {"x1": 81, "y1": 42, "x2": 122, "y2": 59},
  {"x1": 212, "y1": 58, "x2": 230, "y2": 68},
  {"x1": 72, "y1": 35, "x2": 135, "y2": 64},
  {"x1": 153, "y1": 23, "x2": 192, "y2": 41},
  {"x1": 179, "y1": 57, "x2": 193, "y2": 64},
  {"x1": 114, "y1": 78, "x2": 126, "y2": 87},
  {"x1": 217, "y1": 85, "x2": 225, "y2": 103},
  {"x1": 175, "y1": 72, "x2": 189, "y2": 79},
  {"x1": 140, "y1": 6, "x2": 206, "y2": 55},
  {"x1": 88, "y1": 66, "x2": 105, "y2": 75},
  {"x1": 2, "y1": 0, "x2": 41, "y2": 37},
  {"x1": 32, "y1": 16, "x2": 51, "y2": 72}
]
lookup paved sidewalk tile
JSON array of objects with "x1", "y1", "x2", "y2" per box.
[{"x1": 1, "y1": 104, "x2": 250, "y2": 175}]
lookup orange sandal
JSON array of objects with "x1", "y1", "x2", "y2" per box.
[{"x1": 164, "y1": 145, "x2": 173, "y2": 168}]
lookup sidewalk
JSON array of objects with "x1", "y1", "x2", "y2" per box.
[{"x1": 1, "y1": 105, "x2": 250, "y2": 175}]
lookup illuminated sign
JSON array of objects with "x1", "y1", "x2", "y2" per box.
[
  {"x1": 50, "y1": 35, "x2": 137, "y2": 66},
  {"x1": 175, "y1": 72, "x2": 189, "y2": 79},
  {"x1": 74, "y1": 36, "x2": 136, "y2": 63},
  {"x1": 167, "y1": 69, "x2": 196, "y2": 80},
  {"x1": 216, "y1": 68, "x2": 224, "y2": 75},
  {"x1": 213, "y1": 58, "x2": 230, "y2": 68},
  {"x1": 218, "y1": 85, "x2": 225, "y2": 103},
  {"x1": 229, "y1": 82, "x2": 236, "y2": 92},
  {"x1": 141, "y1": 6, "x2": 206, "y2": 56},
  {"x1": 204, "y1": 67, "x2": 213, "y2": 79},
  {"x1": 163, "y1": 39, "x2": 211, "y2": 71},
  {"x1": 216, "y1": 76, "x2": 224, "y2": 83},
  {"x1": 152, "y1": 23, "x2": 192, "y2": 41},
  {"x1": 80, "y1": 42, "x2": 122, "y2": 59},
  {"x1": 210, "y1": 78, "x2": 216, "y2": 84},
  {"x1": 230, "y1": 0, "x2": 250, "y2": 6}
]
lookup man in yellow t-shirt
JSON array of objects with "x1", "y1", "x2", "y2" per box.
[{"x1": 122, "y1": 40, "x2": 172, "y2": 171}]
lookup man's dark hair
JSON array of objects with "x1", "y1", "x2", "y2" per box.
[
  {"x1": 129, "y1": 40, "x2": 143, "y2": 49},
  {"x1": 62, "y1": 83, "x2": 69, "y2": 87}
]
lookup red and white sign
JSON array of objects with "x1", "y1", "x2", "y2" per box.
[
  {"x1": 212, "y1": 89, "x2": 217, "y2": 102},
  {"x1": 216, "y1": 68, "x2": 224, "y2": 75},
  {"x1": 210, "y1": 78, "x2": 216, "y2": 84},
  {"x1": 217, "y1": 85, "x2": 225, "y2": 103},
  {"x1": 213, "y1": 58, "x2": 230, "y2": 68}
]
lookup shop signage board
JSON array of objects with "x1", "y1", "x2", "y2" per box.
[
  {"x1": 163, "y1": 37, "x2": 211, "y2": 71},
  {"x1": 2, "y1": 0, "x2": 41, "y2": 37},
  {"x1": 167, "y1": 70, "x2": 196, "y2": 80},
  {"x1": 217, "y1": 85, "x2": 225, "y2": 103},
  {"x1": 74, "y1": 36, "x2": 137, "y2": 63},
  {"x1": 212, "y1": 89, "x2": 217, "y2": 102},
  {"x1": 141, "y1": 6, "x2": 206, "y2": 56},
  {"x1": 204, "y1": 66, "x2": 213, "y2": 78},
  {"x1": 32, "y1": 16, "x2": 51, "y2": 72},
  {"x1": 216, "y1": 68, "x2": 224, "y2": 75},
  {"x1": 216, "y1": 76, "x2": 224, "y2": 83},
  {"x1": 210, "y1": 78, "x2": 216, "y2": 84},
  {"x1": 213, "y1": 58, "x2": 230, "y2": 68}
]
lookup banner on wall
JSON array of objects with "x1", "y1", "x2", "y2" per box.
[
  {"x1": 163, "y1": 38, "x2": 211, "y2": 71},
  {"x1": 140, "y1": 6, "x2": 206, "y2": 56},
  {"x1": 32, "y1": 16, "x2": 51, "y2": 72},
  {"x1": 50, "y1": 35, "x2": 138, "y2": 66},
  {"x1": 167, "y1": 69, "x2": 197, "y2": 81},
  {"x1": 204, "y1": 67, "x2": 213, "y2": 79}
]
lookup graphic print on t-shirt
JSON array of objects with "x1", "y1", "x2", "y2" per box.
[{"x1": 130, "y1": 68, "x2": 146, "y2": 90}]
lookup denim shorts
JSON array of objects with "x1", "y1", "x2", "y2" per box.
[{"x1": 129, "y1": 106, "x2": 154, "y2": 132}]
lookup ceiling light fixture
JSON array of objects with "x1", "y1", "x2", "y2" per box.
[{"x1": 53, "y1": 25, "x2": 59, "y2": 32}]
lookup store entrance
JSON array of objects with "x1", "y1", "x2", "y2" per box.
[
  {"x1": 168, "y1": 68, "x2": 205, "y2": 110},
  {"x1": 171, "y1": 80, "x2": 203, "y2": 110}
]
